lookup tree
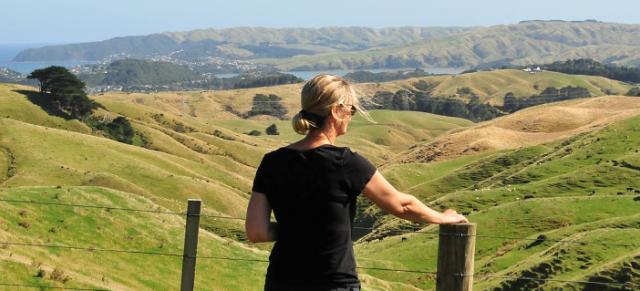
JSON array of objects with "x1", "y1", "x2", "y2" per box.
[
  {"x1": 626, "y1": 87, "x2": 640, "y2": 97},
  {"x1": 266, "y1": 124, "x2": 280, "y2": 135},
  {"x1": 27, "y1": 66, "x2": 97, "y2": 119},
  {"x1": 503, "y1": 92, "x2": 518, "y2": 112},
  {"x1": 246, "y1": 94, "x2": 288, "y2": 119},
  {"x1": 102, "y1": 117, "x2": 135, "y2": 144},
  {"x1": 441, "y1": 99, "x2": 468, "y2": 117},
  {"x1": 391, "y1": 90, "x2": 416, "y2": 110}
]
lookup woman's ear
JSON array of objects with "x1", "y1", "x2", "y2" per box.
[
  {"x1": 329, "y1": 105, "x2": 339, "y2": 119},
  {"x1": 329, "y1": 105, "x2": 345, "y2": 120}
]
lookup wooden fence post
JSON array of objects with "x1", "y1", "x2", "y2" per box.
[
  {"x1": 180, "y1": 199, "x2": 201, "y2": 291},
  {"x1": 436, "y1": 223, "x2": 477, "y2": 291}
]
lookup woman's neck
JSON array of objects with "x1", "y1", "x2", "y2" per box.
[{"x1": 306, "y1": 129, "x2": 336, "y2": 145}]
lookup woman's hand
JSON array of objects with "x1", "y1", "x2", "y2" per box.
[
  {"x1": 363, "y1": 171, "x2": 469, "y2": 224},
  {"x1": 438, "y1": 209, "x2": 468, "y2": 224}
]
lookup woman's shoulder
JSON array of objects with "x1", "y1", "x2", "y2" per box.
[
  {"x1": 261, "y1": 144, "x2": 358, "y2": 161},
  {"x1": 261, "y1": 144, "x2": 370, "y2": 159}
]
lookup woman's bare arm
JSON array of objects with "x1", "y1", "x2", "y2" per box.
[
  {"x1": 245, "y1": 192, "x2": 277, "y2": 243},
  {"x1": 362, "y1": 171, "x2": 468, "y2": 224}
]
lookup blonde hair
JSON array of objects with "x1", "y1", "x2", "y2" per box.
[{"x1": 292, "y1": 74, "x2": 373, "y2": 135}]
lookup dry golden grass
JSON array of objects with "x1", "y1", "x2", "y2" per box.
[{"x1": 393, "y1": 96, "x2": 640, "y2": 163}]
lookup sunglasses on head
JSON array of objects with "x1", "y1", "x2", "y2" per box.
[{"x1": 339, "y1": 103, "x2": 357, "y2": 116}]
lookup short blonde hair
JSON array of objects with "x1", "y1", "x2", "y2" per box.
[{"x1": 292, "y1": 74, "x2": 372, "y2": 135}]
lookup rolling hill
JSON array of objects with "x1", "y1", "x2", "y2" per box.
[
  {"x1": 1, "y1": 67, "x2": 639, "y2": 290},
  {"x1": 93, "y1": 69, "x2": 634, "y2": 121},
  {"x1": 390, "y1": 96, "x2": 640, "y2": 164},
  {"x1": 356, "y1": 110, "x2": 640, "y2": 290},
  {"x1": 13, "y1": 21, "x2": 640, "y2": 70},
  {"x1": 262, "y1": 21, "x2": 640, "y2": 70},
  {"x1": 13, "y1": 27, "x2": 471, "y2": 62},
  {"x1": 0, "y1": 82, "x2": 473, "y2": 289}
]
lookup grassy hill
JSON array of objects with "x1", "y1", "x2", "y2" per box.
[
  {"x1": 93, "y1": 69, "x2": 634, "y2": 121},
  {"x1": 80, "y1": 59, "x2": 201, "y2": 87},
  {"x1": 391, "y1": 95, "x2": 640, "y2": 164},
  {"x1": 411, "y1": 69, "x2": 631, "y2": 103},
  {"x1": 261, "y1": 21, "x2": 640, "y2": 70},
  {"x1": 14, "y1": 21, "x2": 640, "y2": 70},
  {"x1": 355, "y1": 69, "x2": 633, "y2": 105},
  {"x1": 354, "y1": 112, "x2": 640, "y2": 290},
  {"x1": 0, "y1": 82, "x2": 474, "y2": 289},
  {"x1": 12, "y1": 27, "x2": 471, "y2": 62},
  {"x1": 1, "y1": 67, "x2": 639, "y2": 289},
  {"x1": 0, "y1": 186, "x2": 267, "y2": 290}
]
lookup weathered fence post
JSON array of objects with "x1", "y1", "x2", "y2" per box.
[
  {"x1": 436, "y1": 223, "x2": 477, "y2": 291},
  {"x1": 180, "y1": 199, "x2": 201, "y2": 291}
]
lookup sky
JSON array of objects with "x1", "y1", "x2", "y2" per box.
[{"x1": 1, "y1": 0, "x2": 638, "y2": 44}]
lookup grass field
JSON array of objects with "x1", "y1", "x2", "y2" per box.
[
  {"x1": 93, "y1": 69, "x2": 635, "y2": 120},
  {"x1": 393, "y1": 96, "x2": 640, "y2": 164},
  {"x1": 0, "y1": 82, "x2": 475, "y2": 289},
  {"x1": 355, "y1": 113, "x2": 640, "y2": 290},
  {"x1": 0, "y1": 186, "x2": 267, "y2": 290},
  {"x1": 1, "y1": 73, "x2": 639, "y2": 290}
]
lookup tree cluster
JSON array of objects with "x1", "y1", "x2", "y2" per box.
[
  {"x1": 627, "y1": 87, "x2": 640, "y2": 97},
  {"x1": 343, "y1": 69, "x2": 433, "y2": 83},
  {"x1": 245, "y1": 94, "x2": 288, "y2": 119},
  {"x1": 95, "y1": 116, "x2": 135, "y2": 144},
  {"x1": 367, "y1": 90, "x2": 504, "y2": 122},
  {"x1": 27, "y1": 66, "x2": 97, "y2": 119},
  {"x1": 539, "y1": 59, "x2": 640, "y2": 83},
  {"x1": 232, "y1": 73, "x2": 303, "y2": 89},
  {"x1": 503, "y1": 86, "x2": 591, "y2": 113}
]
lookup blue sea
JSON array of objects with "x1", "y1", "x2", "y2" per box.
[
  {"x1": 0, "y1": 43, "x2": 97, "y2": 75},
  {"x1": 220, "y1": 67, "x2": 463, "y2": 80},
  {"x1": 0, "y1": 43, "x2": 462, "y2": 78}
]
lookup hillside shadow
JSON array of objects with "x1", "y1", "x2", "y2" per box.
[{"x1": 13, "y1": 90, "x2": 73, "y2": 120}]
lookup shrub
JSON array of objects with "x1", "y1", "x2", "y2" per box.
[
  {"x1": 627, "y1": 87, "x2": 640, "y2": 96},
  {"x1": 103, "y1": 117, "x2": 134, "y2": 144},
  {"x1": 50, "y1": 267, "x2": 71, "y2": 283},
  {"x1": 18, "y1": 221, "x2": 31, "y2": 229},
  {"x1": 246, "y1": 94, "x2": 288, "y2": 119},
  {"x1": 266, "y1": 124, "x2": 280, "y2": 135}
]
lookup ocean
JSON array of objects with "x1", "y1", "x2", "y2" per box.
[
  {"x1": 0, "y1": 43, "x2": 97, "y2": 74},
  {"x1": 0, "y1": 44, "x2": 463, "y2": 78}
]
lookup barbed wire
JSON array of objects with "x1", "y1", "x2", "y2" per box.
[
  {"x1": 0, "y1": 240, "x2": 441, "y2": 277},
  {"x1": 3, "y1": 198, "x2": 638, "y2": 248},
  {"x1": 3, "y1": 198, "x2": 639, "y2": 289},
  {"x1": 0, "y1": 241, "x2": 183, "y2": 257},
  {"x1": 198, "y1": 213, "x2": 246, "y2": 220},
  {"x1": 0, "y1": 198, "x2": 184, "y2": 215},
  {"x1": 4, "y1": 239, "x2": 635, "y2": 289},
  {"x1": 196, "y1": 255, "x2": 269, "y2": 263},
  {"x1": 0, "y1": 198, "x2": 246, "y2": 220}
]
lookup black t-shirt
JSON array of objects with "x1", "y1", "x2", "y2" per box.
[{"x1": 252, "y1": 144, "x2": 377, "y2": 286}]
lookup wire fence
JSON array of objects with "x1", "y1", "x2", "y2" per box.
[{"x1": 0, "y1": 197, "x2": 638, "y2": 290}]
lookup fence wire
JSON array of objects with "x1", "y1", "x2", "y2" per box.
[{"x1": 1, "y1": 197, "x2": 639, "y2": 289}]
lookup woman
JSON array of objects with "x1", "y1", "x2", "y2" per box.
[{"x1": 246, "y1": 74, "x2": 468, "y2": 291}]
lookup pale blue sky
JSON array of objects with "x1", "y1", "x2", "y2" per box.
[{"x1": 2, "y1": 0, "x2": 638, "y2": 44}]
